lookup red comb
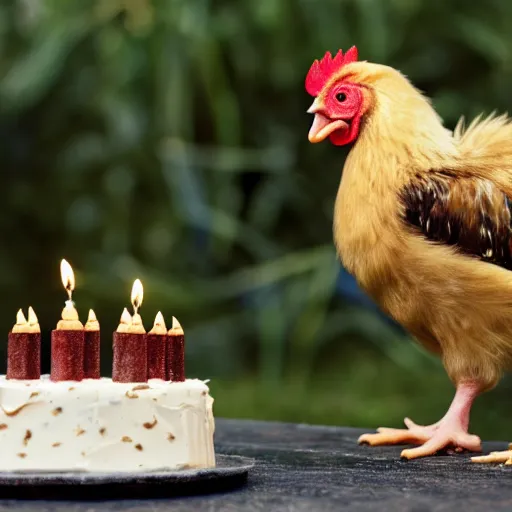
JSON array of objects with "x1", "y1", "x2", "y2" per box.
[{"x1": 305, "y1": 46, "x2": 358, "y2": 97}]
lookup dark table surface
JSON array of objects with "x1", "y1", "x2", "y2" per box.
[{"x1": 1, "y1": 418, "x2": 512, "y2": 511}]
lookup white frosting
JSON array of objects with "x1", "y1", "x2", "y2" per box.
[{"x1": 0, "y1": 376, "x2": 215, "y2": 473}]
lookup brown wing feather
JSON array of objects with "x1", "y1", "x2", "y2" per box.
[{"x1": 399, "y1": 171, "x2": 512, "y2": 270}]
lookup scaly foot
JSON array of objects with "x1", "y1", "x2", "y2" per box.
[
  {"x1": 358, "y1": 381, "x2": 482, "y2": 460},
  {"x1": 472, "y1": 446, "x2": 512, "y2": 465},
  {"x1": 358, "y1": 416, "x2": 482, "y2": 459}
]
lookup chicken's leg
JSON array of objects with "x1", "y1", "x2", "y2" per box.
[{"x1": 358, "y1": 381, "x2": 482, "y2": 459}]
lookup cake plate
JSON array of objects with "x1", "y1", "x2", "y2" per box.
[{"x1": 0, "y1": 454, "x2": 254, "y2": 500}]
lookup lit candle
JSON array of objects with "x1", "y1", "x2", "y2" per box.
[
  {"x1": 84, "y1": 309, "x2": 100, "y2": 379},
  {"x1": 131, "y1": 279, "x2": 144, "y2": 332},
  {"x1": 51, "y1": 259, "x2": 85, "y2": 382},
  {"x1": 167, "y1": 316, "x2": 185, "y2": 382},
  {"x1": 112, "y1": 280, "x2": 148, "y2": 383},
  {"x1": 7, "y1": 308, "x2": 41, "y2": 380},
  {"x1": 147, "y1": 311, "x2": 167, "y2": 380},
  {"x1": 61, "y1": 259, "x2": 75, "y2": 307}
]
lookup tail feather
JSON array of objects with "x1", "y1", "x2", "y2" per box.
[{"x1": 454, "y1": 111, "x2": 512, "y2": 164}]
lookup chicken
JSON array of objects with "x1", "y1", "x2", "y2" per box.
[{"x1": 305, "y1": 46, "x2": 512, "y2": 462}]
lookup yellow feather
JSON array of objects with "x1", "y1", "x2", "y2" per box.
[{"x1": 327, "y1": 62, "x2": 512, "y2": 391}]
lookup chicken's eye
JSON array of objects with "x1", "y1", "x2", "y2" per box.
[{"x1": 336, "y1": 92, "x2": 347, "y2": 102}]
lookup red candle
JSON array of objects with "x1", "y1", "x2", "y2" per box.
[
  {"x1": 51, "y1": 303, "x2": 85, "y2": 382},
  {"x1": 167, "y1": 317, "x2": 185, "y2": 382},
  {"x1": 113, "y1": 280, "x2": 147, "y2": 383},
  {"x1": 84, "y1": 309, "x2": 100, "y2": 379},
  {"x1": 7, "y1": 308, "x2": 41, "y2": 380},
  {"x1": 147, "y1": 312, "x2": 167, "y2": 380},
  {"x1": 51, "y1": 259, "x2": 85, "y2": 382},
  {"x1": 113, "y1": 308, "x2": 147, "y2": 383}
]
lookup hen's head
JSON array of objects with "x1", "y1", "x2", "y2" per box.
[
  {"x1": 306, "y1": 46, "x2": 416, "y2": 146},
  {"x1": 306, "y1": 47, "x2": 364, "y2": 146}
]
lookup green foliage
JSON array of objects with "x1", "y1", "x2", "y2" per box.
[{"x1": 2, "y1": 0, "x2": 512, "y2": 438}]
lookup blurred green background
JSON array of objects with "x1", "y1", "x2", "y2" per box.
[{"x1": 2, "y1": 0, "x2": 512, "y2": 440}]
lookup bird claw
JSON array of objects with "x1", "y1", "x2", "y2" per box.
[
  {"x1": 358, "y1": 427, "x2": 428, "y2": 447},
  {"x1": 359, "y1": 416, "x2": 481, "y2": 459},
  {"x1": 472, "y1": 450, "x2": 512, "y2": 464},
  {"x1": 358, "y1": 417, "x2": 438, "y2": 447},
  {"x1": 400, "y1": 431, "x2": 481, "y2": 459}
]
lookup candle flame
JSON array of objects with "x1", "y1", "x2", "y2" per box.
[
  {"x1": 88, "y1": 309, "x2": 97, "y2": 323},
  {"x1": 131, "y1": 279, "x2": 144, "y2": 313},
  {"x1": 60, "y1": 259, "x2": 75, "y2": 300}
]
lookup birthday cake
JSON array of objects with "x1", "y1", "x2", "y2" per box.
[
  {"x1": 0, "y1": 377, "x2": 215, "y2": 473},
  {"x1": 0, "y1": 261, "x2": 216, "y2": 473}
]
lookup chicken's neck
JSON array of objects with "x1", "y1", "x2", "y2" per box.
[{"x1": 333, "y1": 98, "x2": 456, "y2": 294}]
